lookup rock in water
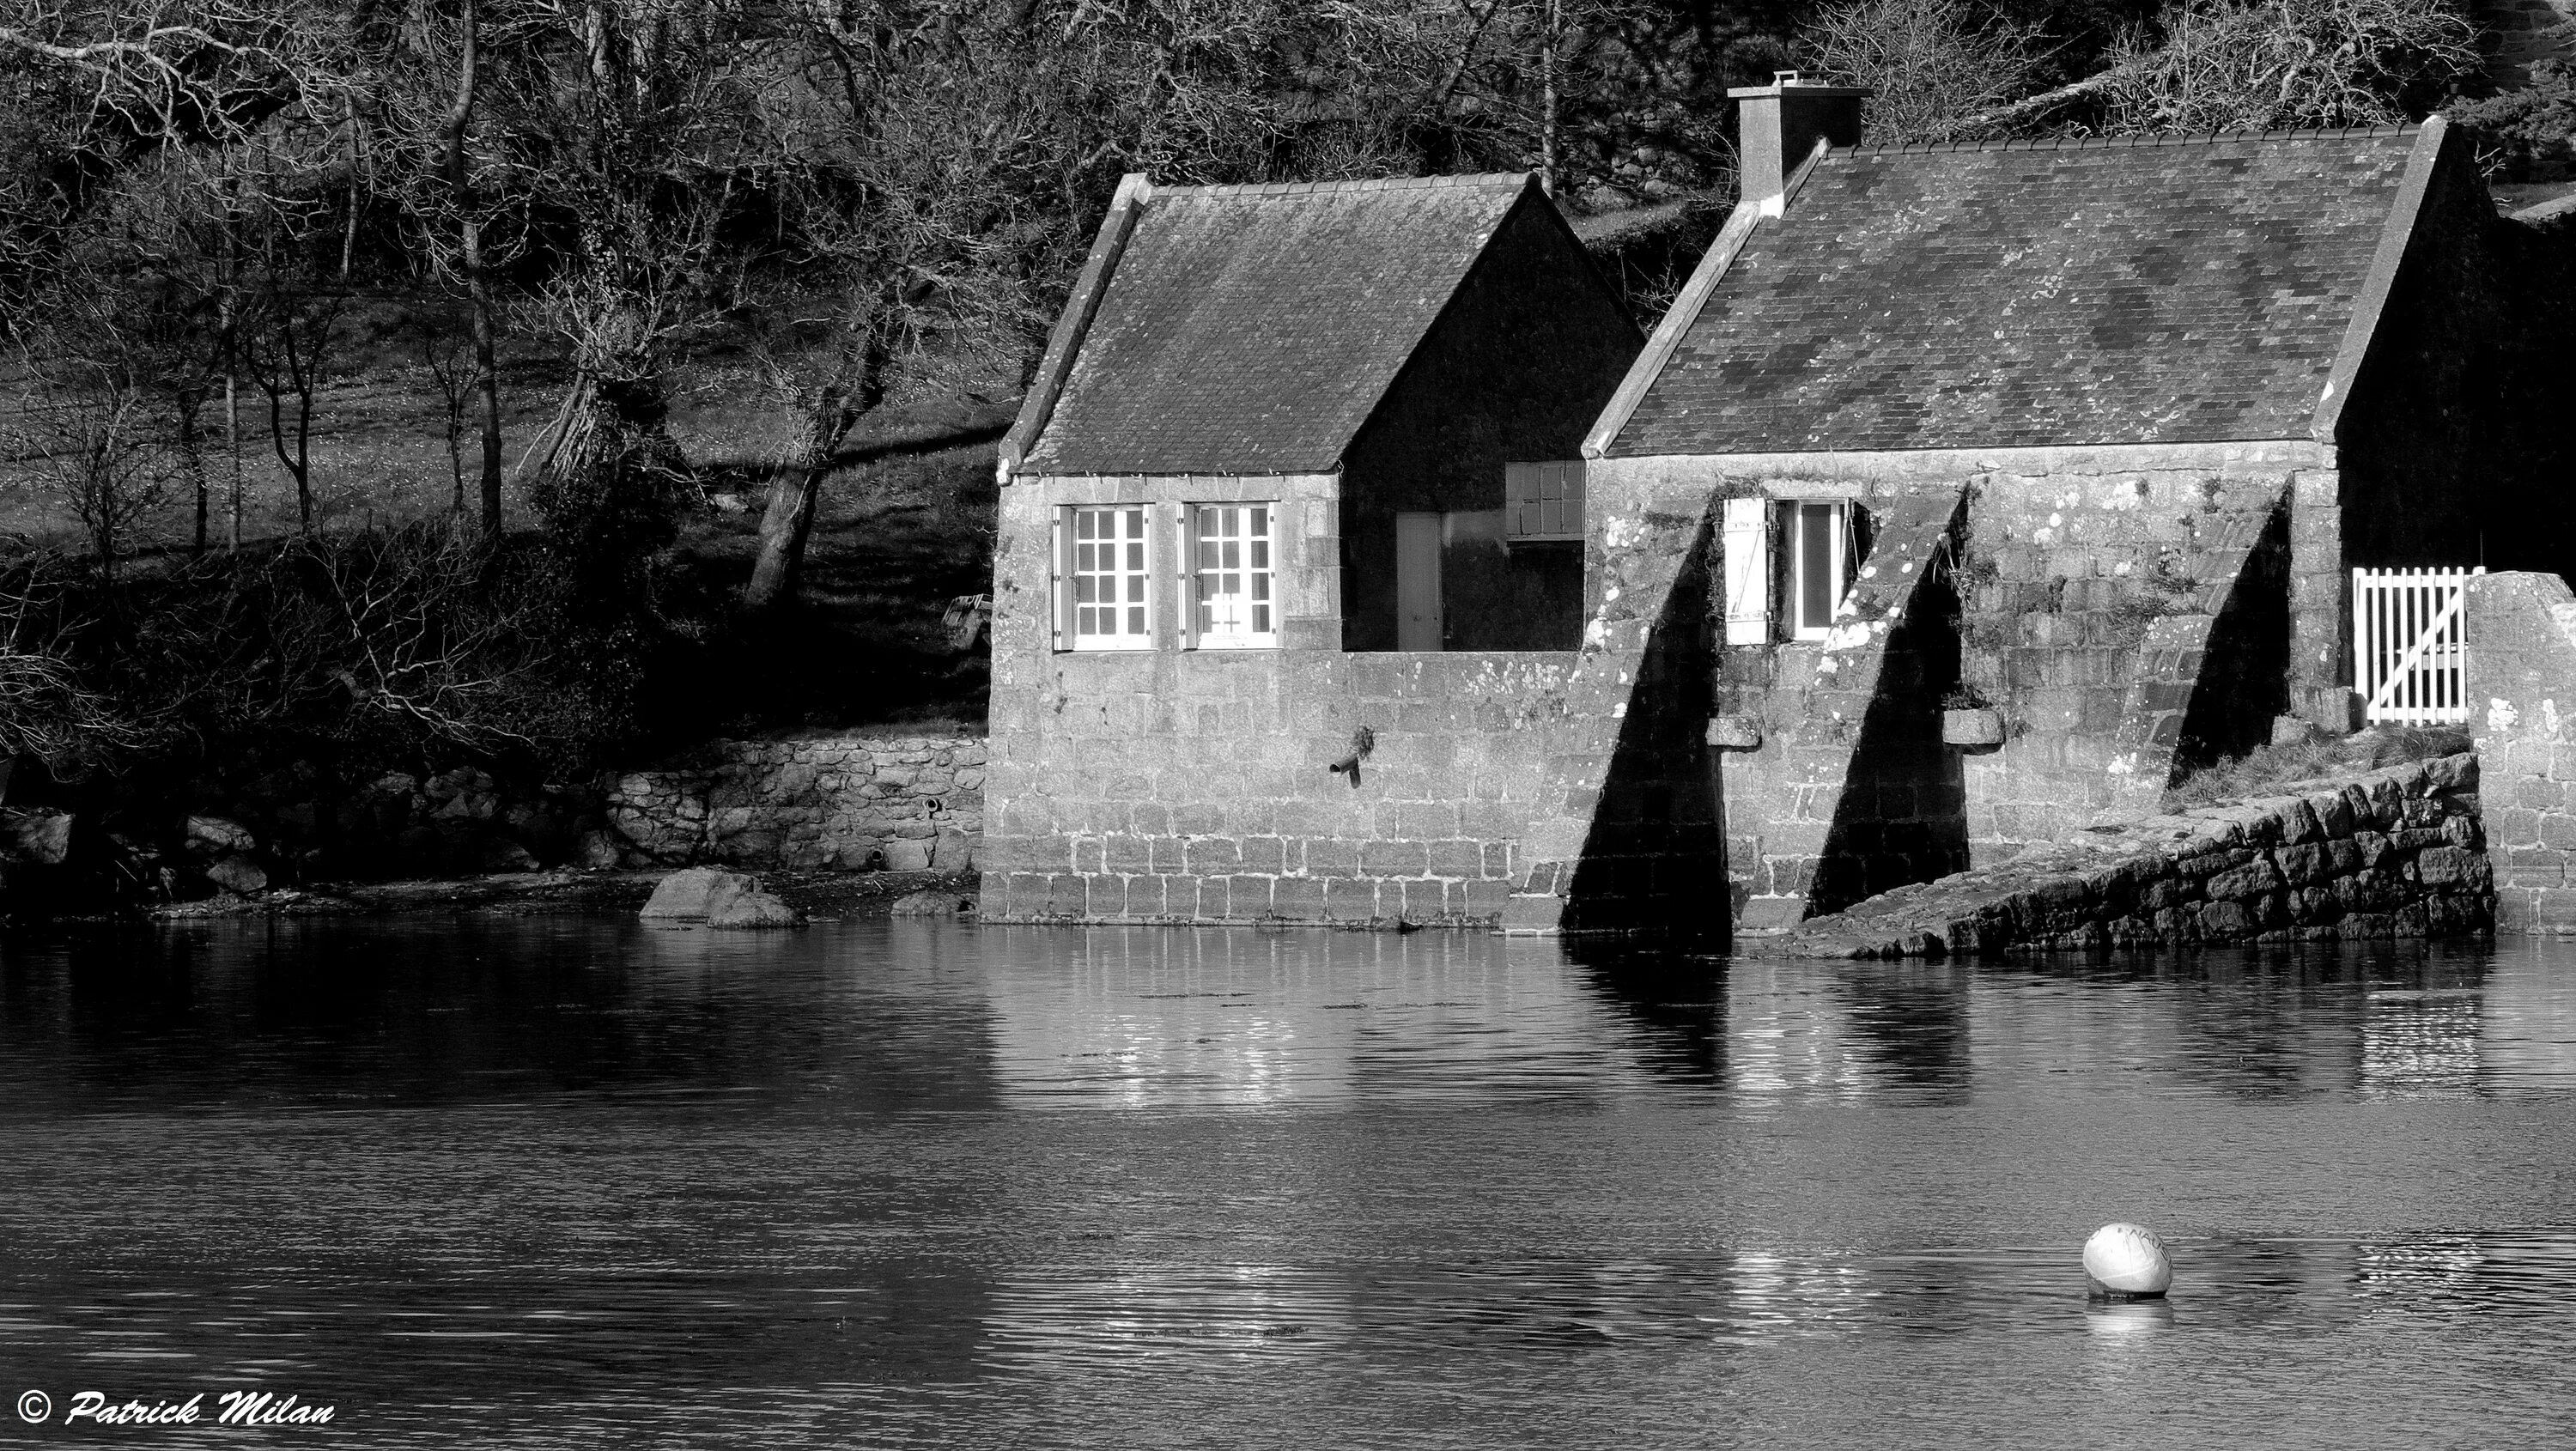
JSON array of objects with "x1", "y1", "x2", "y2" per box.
[
  {"x1": 185, "y1": 815, "x2": 258, "y2": 856},
  {"x1": 640, "y1": 866, "x2": 744, "y2": 920},
  {"x1": 704, "y1": 875, "x2": 803, "y2": 928},
  {"x1": 2083, "y1": 1223, "x2": 2173, "y2": 1298},
  {"x1": 2, "y1": 809, "x2": 75, "y2": 865},
  {"x1": 480, "y1": 839, "x2": 541, "y2": 873},
  {"x1": 890, "y1": 889, "x2": 970, "y2": 917},
  {"x1": 206, "y1": 854, "x2": 270, "y2": 895}
]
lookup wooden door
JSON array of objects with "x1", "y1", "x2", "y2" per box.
[{"x1": 1396, "y1": 512, "x2": 1443, "y2": 652}]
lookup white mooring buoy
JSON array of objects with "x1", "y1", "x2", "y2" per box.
[{"x1": 2083, "y1": 1223, "x2": 2173, "y2": 1298}]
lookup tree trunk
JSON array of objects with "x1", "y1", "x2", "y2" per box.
[
  {"x1": 743, "y1": 457, "x2": 833, "y2": 612},
  {"x1": 222, "y1": 173, "x2": 242, "y2": 549},
  {"x1": 225, "y1": 371, "x2": 241, "y2": 548},
  {"x1": 179, "y1": 391, "x2": 208, "y2": 554},
  {"x1": 341, "y1": 87, "x2": 363, "y2": 279},
  {"x1": 1540, "y1": 0, "x2": 1558, "y2": 194},
  {"x1": 447, "y1": 0, "x2": 505, "y2": 541},
  {"x1": 743, "y1": 310, "x2": 891, "y2": 612},
  {"x1": 469, "y1": 229, "x2": 504, "y2": 537},
  {"x1": 293, "y1": 380, "x2": 315, "y2": 531}
]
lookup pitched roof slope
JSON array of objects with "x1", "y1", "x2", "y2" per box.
[
  {"x1": 1607, "y1": 129, "x2": 2421, "y2": 456},
  {"x1": 1022, "y1": 174, "x2": 1534, "y2": 476}
]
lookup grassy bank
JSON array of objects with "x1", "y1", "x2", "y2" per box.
[{"x1": 1, "y1": 325, "x2": 1004, "y2": 738}]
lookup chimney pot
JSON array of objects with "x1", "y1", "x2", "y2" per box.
[{"x1": 1726, "y1": 74, "x2": 1868, "y2": 218}]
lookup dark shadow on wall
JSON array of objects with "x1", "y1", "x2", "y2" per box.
[
  {"x1": 1562, "y1": 513, "x2": 1727, "y2": 942},
  {"x1": 2171, "y1": 501, "x2": 2293, "y2": 782},
  {"x1": 1807, "y1": 559, "x2": 1970, "y2": 917}
]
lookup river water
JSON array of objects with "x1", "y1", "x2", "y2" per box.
[{"x1": 3, "y1": 919, "x2": 2573, "y2": 1447}]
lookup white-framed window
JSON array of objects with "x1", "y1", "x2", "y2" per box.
[
  {"x1": 1188, "y1": 502, "x2": 1278, "y2": 648},
  {"x1": 1783, "y1": 499, "x2": 1848, "y2": 641},
  {"x1": 1718, "y1": 495, "x2": 1856, "y2": 644},
  {"x1": 1054, "y1": 503, "x2": 1153, "y2": 651},
  {"x1": 1504, "y1": 460, "x2": 1584, "y2": 542}
]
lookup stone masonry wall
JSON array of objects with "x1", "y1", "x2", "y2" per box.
[
  {"x1": 1765, "y1": 754, "x2": 2490, "y2": 957},
  {"x1": 1714, "y1": 485, "x2": 1970, "y2": 930},
  {"x1": 1604, "y1": 440, "x2": 2344, "y2": 932},
  {"x1": 1953, "y1": 443, "x2": 2336, "y2": 855},
  {"x1": 606, "y1": 733, "x2": 984, "y2": 871},
  {"x1": 985, "y1": 464, "x2": 1722, "y2": 932},
  {"x1": 2464, "y1": 571, "x2": 2576, "y2": 932}
]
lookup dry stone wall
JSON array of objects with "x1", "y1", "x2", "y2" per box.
[
  {"x1": 606, "y1": 734, "x2": 984, "y2": 871},
  {"x1": 1762, "y1": 755, "x2": 2489, "y2": 957}
]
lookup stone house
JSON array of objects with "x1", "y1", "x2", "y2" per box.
[
  {"x1": 981, "y1": 171, "x2": 1692, "y2": 929},
  {"x1": 982, "y1": 87, "x2": 2574, "y2": 937},
  {"x1": 1585, "y1": 76, "x2": 2576, "y2": 932}
]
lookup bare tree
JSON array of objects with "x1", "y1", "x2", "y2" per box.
[
  {"x1": 0, "y1": 564, "x2": 142, "y2": 770},
  {"x1": 1807, "y1": 0, "x2": 2050, "y2": 146},
  {"x1": 416, "y1": 313, "x2": 475, "y2": 514},
  {"x1": 5, "y1": 359, "x2": 174, "y2": 572},
  {"x1": 2091, "y1": 0, "x2": 2480, "y2": 136},
  {"x1": 437, "y1": 0, "x2": 507, "y2": 537},
  {"x1": 240, "y1": 277, "x2": 342, "y2": 533}
]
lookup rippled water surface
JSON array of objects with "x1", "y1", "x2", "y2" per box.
[{"x1": 4, "y1": 920, "x2": 2575, "y2": 1447}]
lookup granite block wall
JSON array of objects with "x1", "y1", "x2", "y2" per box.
[
  {"x1": 985, "y1": 464, "x2": 1724, "y2": 932},
  {"x1": 1712, "y1": 485, "x2": 1970, "y2": 930},
  {"x1": 1767, "y1": 754, "x2": 2489, "y2": 957},
  {"x1": 1601, "y1": 439, "x2": 2342, "y2": 931},
  {"x1": 1953, "y1": 441, "x2": 2336, "y2": 856},
  {"x1": 2464, "y1": 571, "x2": 2576, "y2": 932},
  {"x1": 607, "y1": 733, "x2": 984, "y2": 871}
]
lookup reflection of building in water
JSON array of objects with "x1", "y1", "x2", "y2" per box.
[
  {"x1": 2360, "y1": 991, "x2": 2482, "y2": 1097},
  {"x1": 976, "y1": 928, "x2": 1670, "y2": 1108},
  {"x1": 2353, "y1": 1231, "x2": 2576, "y2": 1314},
  {"x1": 1723, "y1": 961, "x2": 1873, "y2": 1099},
  {"x1": 2481, "y1": 941, "x2": 2576, "y2": 1090},
  {"x1": 983, "y1": 1264, "x2": 1357, "y2": 1367}
]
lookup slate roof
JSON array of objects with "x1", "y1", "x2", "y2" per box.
[
  {"x1": 1607, "y1": 128, "x2": 2423, "y2": 456},
  {"x1": 1020, "y1": 173, "x2": 1535, "y2": 476}
]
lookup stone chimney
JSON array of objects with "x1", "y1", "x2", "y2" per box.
[{"x1": 1727, "y1": 71, "x2": 1866, "y2": 217}]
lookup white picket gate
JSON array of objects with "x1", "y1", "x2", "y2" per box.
[{"x1": 2352, "y1": 568, "x2": 2477, "y2": 726}]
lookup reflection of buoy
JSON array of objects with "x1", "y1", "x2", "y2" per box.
[{"x1": 2083, "y1": 1223, "x2": 2173, "y2": 1298}]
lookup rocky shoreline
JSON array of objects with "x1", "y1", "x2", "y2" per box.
[{"x1": 140, "y1": 868, "x2": 981, "y2": 923}]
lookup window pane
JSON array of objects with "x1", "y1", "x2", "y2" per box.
[
  {"x1": 1128, "y1": 606, "x2": 1145, "y2": 634},
  {"x1": 1123, "y1": 508, "x2": 1143, "y2": 537},
  {"x1": 1799, "y1": 503, "x2": 1834, "y2": 629},
  {"x1": 1076, "y1": 511, "x2": 1096, "y2": 539}
]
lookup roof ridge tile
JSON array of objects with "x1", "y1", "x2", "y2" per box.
[
  {"x1": 1154, "y1": 172, "x2": 1532, "y2": 199},
  {"x1": 1847, "y1": 123, "x2": 2421, "y2": 158}
]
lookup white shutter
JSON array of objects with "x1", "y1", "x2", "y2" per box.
[
  {"x1": 1175, "y1": 502, "x2": 1197, "y2": 650},
  {"x1": 1721, "y1": 495, "x2": 1771, "y2": 645},
  {"x1": 1048, "y1": 507, "x2": 1070, "y2": 652}
]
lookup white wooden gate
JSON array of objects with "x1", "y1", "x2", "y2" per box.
[{"x1": 2352, "y1": 568, "x2": 2476, "y2": 725}]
